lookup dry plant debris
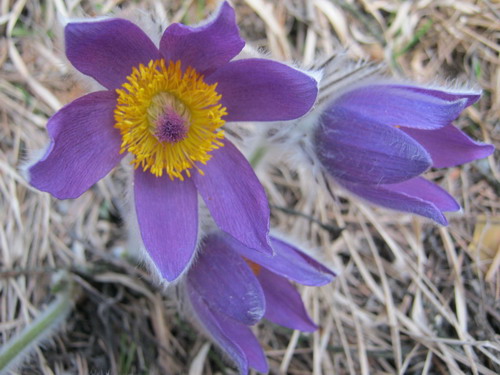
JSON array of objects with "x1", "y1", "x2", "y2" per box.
[{"x1": 1, "y1": 0, "x2": 499, "y2": 374}]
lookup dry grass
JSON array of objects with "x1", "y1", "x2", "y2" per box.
[{"x1": 1, "y1": 0, "x2": 499, "y2": 374}]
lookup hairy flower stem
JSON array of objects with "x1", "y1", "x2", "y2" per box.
[
  {"x1": 249, "y1": 145, "x2": 268, "y2": 168},
  {"x1": 0, "y1": 272, "x2": 75, "y2": 374}
]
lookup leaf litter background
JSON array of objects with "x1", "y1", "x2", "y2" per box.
[{"x1": 1, "y1": 0, "x2": 499, "y2": 374}]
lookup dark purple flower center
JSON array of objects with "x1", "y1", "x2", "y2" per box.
[{"x1": 154, "y1": 108, "x2": 188, "y2": 143}]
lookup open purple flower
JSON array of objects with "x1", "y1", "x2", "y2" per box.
[
  {"x1": 185, "y1": 232, "x2": 335, "y2": 374},
  {"x1": 314, "y1": 84, "x2": 494, "y2": 225},
  {"x1": 27, "y1": 2, "x2": 318, "y2": 281}
]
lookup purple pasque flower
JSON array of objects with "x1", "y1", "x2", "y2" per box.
[
  {"x1": 27, "y1": 2, "x2": 318, "y2": 281},
  {"x1": 314, "y1": 84, "x2": 494, "y2": 225},
  {"x1": 185, "y1": 231, "x2": 335, "y2": 374}
]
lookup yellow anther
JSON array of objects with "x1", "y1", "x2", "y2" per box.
[{"x1": 114, "y1": 59, "x2": 227, "y2": 179}]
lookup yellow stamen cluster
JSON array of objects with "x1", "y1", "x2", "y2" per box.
[{"x1": 114, "y1": 59, "x2": 227, "y2": 179}]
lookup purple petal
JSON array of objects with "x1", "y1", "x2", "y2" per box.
[
  {"x1": 205, "y1": 59, "x2": 318, "y2": 121},
  {"x1": 334, "y1": 84, "x2": 474, "y2": 129},
  {"x1": 29, "y1": 91, "x2": 122, "y2": 199},
  {"x1": 188, "y1": 286, "x2": 268, "y2": 374},
  {"x1": 384, "y1": 177, "x2": 460, "y2": 212},
  {"x1": 134, "y1": 170, "x2": 198, "y2": 281},
  {"x1": 227, "y1": 233, "x2": 335, "y2": 286},
  {"x1": 258, "y1": 268, "x2": 317, "y2": 332},
  {"x1": 315, "y1": 107, "x2": 432, "y2": 184},
  {"x1": 159, "y1": 2, "x2": 244, "y2": 76},
  {"x1": 399, "y1": 86, "x2": 480, "y2": 107},
  {"x1": 65, "y1": 19, "x2": 160, "y2": 90},
  {"x1": 403, "y1": 124, "x2": 495, "y2": 168},
  {"x1": 187, "y1": 233, "x2": 265, "y2": 325},
  {"x1": 192, "y1": 140, "x2": 272, "y2": 254},
  {"x1": 339, "y1": 180, "x2": 449, "y2": 225}
]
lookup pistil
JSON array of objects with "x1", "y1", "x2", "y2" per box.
[{"x1": 154, "y1": 108, "x2": 189, "y2": 143}]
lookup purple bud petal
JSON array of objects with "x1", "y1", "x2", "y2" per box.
[
  {"x1": 187, "y1": 233, "x2": 265, "y2": 325},
  {"x1": 315, "y1": 107, "x2": 432, "y2": 184},
  {"x1": 398, "y1": 86, "x2": 480, "y2": 107},
  {"x1": 188, "y1": 286, "x2": 268, "y2": 374},
  {"x1": 339, "y1": 179, "x2": 449, "y2": 225},
  {"x1": 384, "y1": 177, "x2": 460, "y2": 212},
  {"x1": 258, "y1": 268, "x2": 317, "y2": 332},
  {"x1": 226, "y1": 233, "x2": 336, "y2": 286},
  {"x1": 403, "y1": 124, "x2": 495, "y2": 168},
  {"x1": 334, "y1": 84, "x2": 475, "y2": 129}
]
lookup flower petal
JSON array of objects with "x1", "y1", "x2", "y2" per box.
[
  {"x1": 187, "y1": 233, "x2": 265, "y2": 325},
  {"x1": 188, "y1": 287, "x2": 268, "y2": 374},
  {"x1": 383, "y1": 177, "x2": 460, "y2": 212},
  {"x1": 227, "y1": 234, "x2": 336, "y2": 286},
  {"x1": 339, "y1": 180, "x2": 449, "y2": 225},
  {"x1": 134, "y1": 170, "x2": 198, "y2": 281},
  {"x1": 159, "y1": 1, "x2": 244, "y2": 76},
  {"x1": 205, "y1": 59, "x2": 318, "y2": 121},
  {"x1": 192, "y1": 140, "x2": 272, "y2": 254},
  {"x1": 258, "y1": 268, "x2": 317, "y2": 332},
  {"x1": 65, "y1": 19, "x2": 160, "y2": 90},
  {"x1": 315, "y1": 107, "x2": 431, "y2": 184},
  {"x1": 403, "y1": 124, "x2": 495, "y2": 168},
  {"x1": 334, "y1": 84, "x2": 474, "y2": 129},
  {"x1": 399, "y1": 86, "x2": 480, "y2": 107},
  {"x1": 29, "y1": 91, "x2": 122, "y2": 199}
]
